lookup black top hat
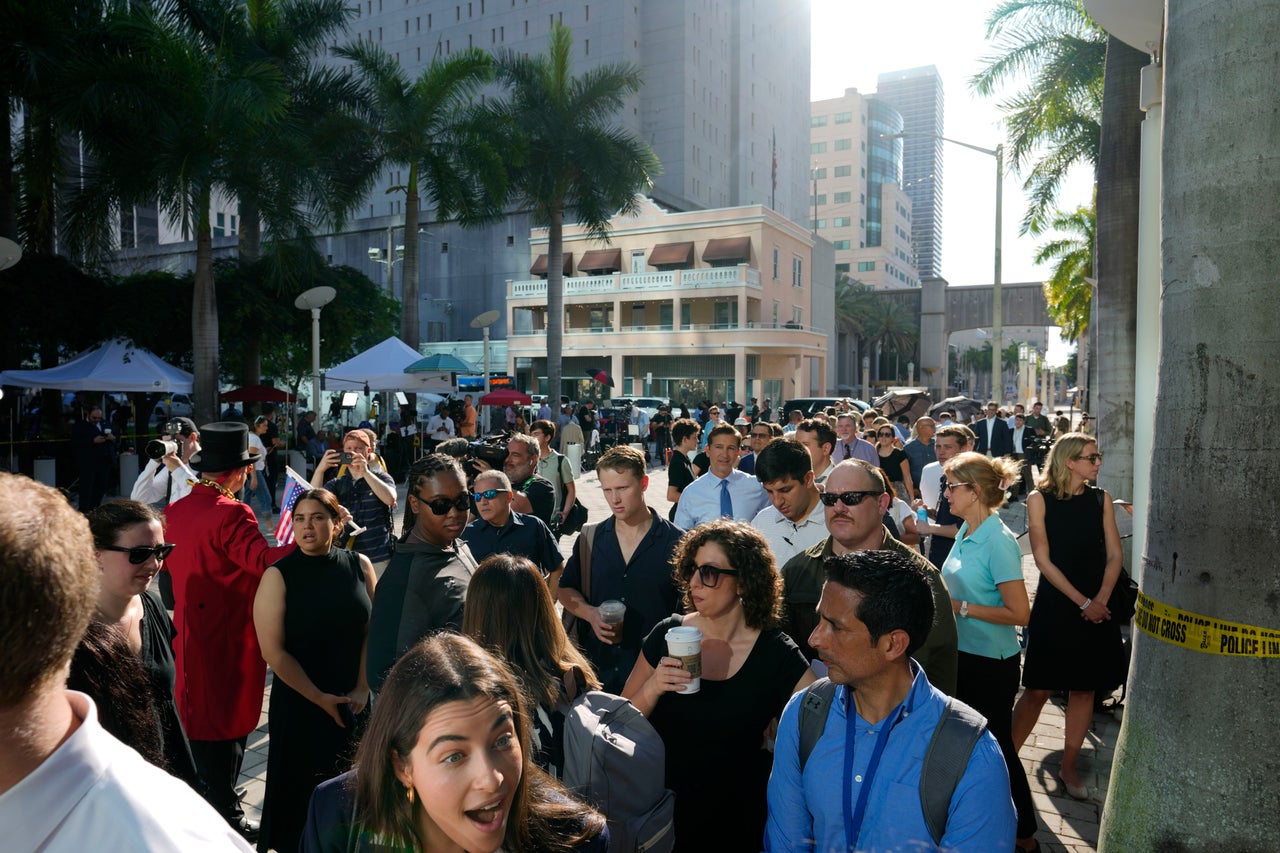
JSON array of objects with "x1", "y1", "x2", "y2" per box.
[{"x1": 189, "y1": 422, "x2": 255, "y2": 472}]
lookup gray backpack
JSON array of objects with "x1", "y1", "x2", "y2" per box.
[
  {"x1": 560, "y1": 690, "x2": 676, "y2": 853},
  {"x1": 797, "y1": 678, "x2": 988, "y2": 845}
]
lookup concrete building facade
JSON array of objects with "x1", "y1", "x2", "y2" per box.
[{"x1": 505, "y1": 197, "x2": 831, "y2": 405}]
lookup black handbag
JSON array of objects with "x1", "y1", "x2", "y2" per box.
[
  {"x1": 1095, "y1": 489, "x2": 1138, "y2": 622},
  {"x1": 559, "y1": 498, "x2": 589, "y2": 536}
]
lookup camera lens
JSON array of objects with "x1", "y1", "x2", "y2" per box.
[{"x1": 145, "y1": 439, "x2": 179, "y2": 460}]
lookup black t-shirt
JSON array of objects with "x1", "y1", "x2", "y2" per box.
[
  {"x1": 667, "y1": 451, "x2": 695, "y2": 493},
  {"x1": 652, "y1": 412, "x2": 673, "y2": 433},
  {"x1": 519, "y1": 475, "x2": 556, "y2": 528},
  {"x1": 878, "y1": 446, "x2": 910, "y2": 482}
]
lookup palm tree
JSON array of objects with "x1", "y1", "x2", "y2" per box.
[
  {"x1": 65, "y1": 0, "x2": 291, "y2": 421},
  {"x1": 864, "y1": 298, "x2": 917, "y2": 385},
  {"x1": 1035, "y1": 202, "x2": 1095, "y2": 340},
  {"x1": 970, "y1": 0, "x2": 1106, "y2": 234},
  {"x1": 491, "y1": 23, "x2": 659, "y2": 402},
  {"x1": 834, "y1": 275, "x2": 878, "y2": 388},
  {"x1": 336, "y1": 42, "x2": 507, "y2": 351}
]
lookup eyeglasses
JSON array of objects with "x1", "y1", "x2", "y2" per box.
[
  {"x1": 819, "y1": 490, "x2": 883, "y2": 507},
  {"x1": 709, "y1": 409, "x2": 720, "y2": 415},
  {"x1": 685, "y1": 564, "x2": 741, "y2": 588},
  {"x1": 942, "y1": 481, "x2": 972, "y2": 493},
  {"x1": 473, "y1": 489, "x2": 508, "y2": 501},
  {"x1": 100, "y1": 543, "x2": 176, "y2": 564},
  {"x1": 750, "y1": 431, "x2": 771, "y2": 439},
  {"x1": 1076, "y1": 453, "x2": 1104, "y2": 464},
  {"x1": 877, "y1": 431, "x2": 895, "y2": 437},
  {"x1": 414, "y1": 492, "x2": 471, "y2": 515}
]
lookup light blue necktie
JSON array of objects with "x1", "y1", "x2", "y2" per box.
[{"x1": 719, "y1": 478, "x2": 733, "y2": 518}]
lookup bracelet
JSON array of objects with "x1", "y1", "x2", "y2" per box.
[{"x1": 1079, "y1": 598, "x2": 1092, "y2": 610}]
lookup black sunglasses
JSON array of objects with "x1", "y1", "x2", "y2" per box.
[
  {"x1": 414, "y1": 492, "x2": 471, "y2": 515},
  {"x1": 877, "y1": 430, "x2": 895, "y2": 437},
  {"x1": 101, "y1": 543, "x2": 176, "y2": 564},
  {"x1": 473, "y1": 488, "x2": 508, "y2": 501},
  {"x1": 684, "y1": 564, "x2": 741, "y2": 588},
  {"x1": 819, "y1": 490, "x2": 883, "y2": 507}
]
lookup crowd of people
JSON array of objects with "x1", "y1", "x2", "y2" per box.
[{"x1": 0, "y1": 392, "x2": 1124, "y2": 852}]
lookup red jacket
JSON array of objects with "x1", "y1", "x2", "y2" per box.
[{"x1": 165, "y1": 485, "x2": 294, "y2": 740}]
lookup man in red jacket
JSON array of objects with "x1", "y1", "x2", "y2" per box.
[{"x1": 164, "y1": 422, "x2": 295, "y2": 841}]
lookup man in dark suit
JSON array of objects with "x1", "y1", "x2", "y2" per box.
[{"x1": 971, "y1": 401, "x2": 1013, "y2": 457}]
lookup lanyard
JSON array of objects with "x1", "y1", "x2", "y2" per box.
[{"x1": 841, "y1": 688, "x2": 909, "y2": 851}]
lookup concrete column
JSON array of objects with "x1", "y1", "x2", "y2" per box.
[
  {"x1": 734, "y1": 352, "x2": 747, "y2": 404},
  {"x1": 919, "y1": 277, "x2": 949, "y2": 402},
  {"x1": 672, "y1": 295, "x2": 682, "y2": 331},
  {"x1": 613, "y1": 298, "x2": 621, "y2": 333},
  {"x1": 611, "y1": 352, "x2": 624, "y2": 399}
]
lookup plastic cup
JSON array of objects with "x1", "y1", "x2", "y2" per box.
[
  {"x1": 598, "y1": 600, "x2": 626, "y2": 644},
  {"x1": 665, "y1": 625, "x2": 703, "y2": 694}
]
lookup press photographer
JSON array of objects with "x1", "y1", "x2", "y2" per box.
[{"x1": 311, "y1": 429, "x2": 398, "y2": 576}]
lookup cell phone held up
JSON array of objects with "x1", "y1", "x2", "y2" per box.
[{"x1": 338, "y1": 451, "x2": 353, "y2": 465}]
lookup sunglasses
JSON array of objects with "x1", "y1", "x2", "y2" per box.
[
  {"x1": 1075, "y1": 453, "x2": 1104, "y2": 464},
  {"x1": 942, "y1": 481, "x2": 972, "y2": 493},
  {"x1": 473, "y1": 488, "x2": 508, "y2": 501},
  {"x1": 750, "y1": 431, "x2": 771, "y2": 439},
  {"x1": 414, "y1": 492, "x2": 472, "y2": 515},
  {"x1": 877, "y1": 431, "x2": 895, "y2": 437},
  {"x1": 101, "y1": 543, "x2": 176, "y2": 564},
  {"x1": 685, "y1": 564, "x2": 741, "y2": 588},
  {"x1": 819, "y1": 490, "x2": 883, "y2": 507}
]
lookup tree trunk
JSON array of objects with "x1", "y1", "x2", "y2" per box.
[
  {"x1": 1099, "y1": 5, "x2": 1280, "y2": 848},
  {"x1": 0, "y1": 86, "x2": 18, "y2": 243},
  {"x1": 1094, "y1": 36, "x2": 1145, "y2": 501},
  {"x1": 545, "y1": 208, "x2": 564, "y2": 401},
  {"x1": 400, "y1": 168, "x2": 420, "y2": 351},
  {"x1": 238, "y1": 198, "x2": 262, "y2": 386},
  {"x1": 191, "y1": 189, "x2": 220, "y2": 424}
]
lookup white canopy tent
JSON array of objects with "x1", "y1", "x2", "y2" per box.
[
  {"x1": 0, "y1": 339, "x2": 193, "y2": 393},
  {"x1": 324, "y1": 336, "x2": 454, "y2": 393}
]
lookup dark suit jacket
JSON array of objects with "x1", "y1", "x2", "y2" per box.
[{"x1": 972, "y1": 416, "x2": 1014, "y2": 456}]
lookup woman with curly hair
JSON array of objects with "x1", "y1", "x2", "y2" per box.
[
  {"x1": 301, "y1": 633, "x2": 608, "y2": 853},
  {"x1": 462, "y1": 554, "x2": 602, "y2": 777},
  {"x1": 622, "y1": 519, "x2": 814, "y2": 852}
]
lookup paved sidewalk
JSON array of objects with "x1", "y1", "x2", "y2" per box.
[{"x1": 238, "y1": 455, "x2": 1119, "y2": 851}]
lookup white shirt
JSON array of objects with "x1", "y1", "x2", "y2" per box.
[
  {"x1": 428, "y1": 414, "x2": 455, "y2": 441},
  {"x1": 920, "y1": 461, "x2": 943, "y2": 510},
  {"x1": 751, "y1": 497, "x2": 828, "y2": 566},
  {"x1": 0, "y1": 692, "x2": 252, "y2": 852},
  {"x1": 247, "y1": 433, "x2": 267, "y2": 472},
  {"x1": 1011, "y1": 426, "x2": 1026, "y2": 453},
  {"x1": 130, "y1": 457, "x2": 196, "y2": 507},
  {"x1": 812, "y1": 461, "x2": 836, "y2": 486}
]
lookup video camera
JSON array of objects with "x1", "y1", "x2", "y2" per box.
[
  {"x1": 144, "y1": 420, "x2": 188, "y2": 460},
  {"x1": 463, "y1": 436, "x2": 508, "y2": 482}
]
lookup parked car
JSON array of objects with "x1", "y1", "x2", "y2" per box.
[
  {"x1": 153, "y1": 393, "x2": 194, "y2": 420},
  {"x1": 779, "y1": 397, "x2": 869, "y2": 420}
]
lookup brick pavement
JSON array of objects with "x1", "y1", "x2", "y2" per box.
[{"x1": 237, "y1": 453, "x2": 1120, "y2": 851}]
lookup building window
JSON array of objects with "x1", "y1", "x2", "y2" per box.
[
  {"x1": 811, "y1": 167, "x2": 827, "y2": 179},
  {"x1": 834, "y1": 111, "x2": 852, "y2": 124},
  {"x1": 833, "y1": 191, "x2": 851, "y2": 204},
  {"x1": 835, "y1": 263, "x2": 850, "y2": 274},
  {"x1": 834, "y1": 165, "x2": 851, "y2": 177},
  {"x1": 772, "y1": 247, "x2": 779, "y2": 279},
  {"x1": 810, "y1": 115, "x2": 827, "y2": 127},
  {"x1": 792, "y1": 256, "x2": 803, "y2": 288},
  {"x1": 681, "y1": 302, "x2": 692, "y2": 328},
  {"x1": 833, "y1": 240, "x2": 851, "y2": 250},
  {"x1": 631, "y1": 250, "x2": 646, "y2": 274},
  {"x1": 811, "y1": 219, "x2": 826, "y2": 230},
  {"x1": 834, "y1": 138, "x2": 852, "y2": 151},
  {"x1": 833, "y1": 216, "x2": 851, "y2": 227},
  {"x1": 713, "y1": 300, "x2": 738, "y2": 328},
  {"x1": 810, "y1": 142, "x2": 827, "y2": 154},
  {"x1": 659, "y1": 303, "x2": 673, "y2": 330},
  {"x1": 793, "y1": 306, "x2": 803, "y2": 326},
  {"x1": 858, "y1": 261, "x2": 876, "y2": 272},
  {"x1": 809, "y1": 194, "x2": 826, "y2": 206}
]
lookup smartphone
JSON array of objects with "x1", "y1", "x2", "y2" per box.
[{"x1": 338, "y1": 451, "x2": 353, "y2": 465}]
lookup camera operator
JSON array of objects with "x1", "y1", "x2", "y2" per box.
[
  {"x1": 131, "y1": 417, "x2": 200, "y2": 509},
  {"x1": 471, "y1": 432, "x2": 555, "y2": 528},
  {"x1": 311, "y1": 429, "x2": 398, "y2": 576}
]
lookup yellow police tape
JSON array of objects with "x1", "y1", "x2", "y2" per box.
[{"x1": 1134, "y1": 592, "x2": 1280, "y2": 658}]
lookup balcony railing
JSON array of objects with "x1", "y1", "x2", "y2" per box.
[
  {"x1": 508, "y1": 321, "x2": 826, "y2": 337},
  {"x1": 508, "y1": 264, "x2": 762, "y2": 298}
]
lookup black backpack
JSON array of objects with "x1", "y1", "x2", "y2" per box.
[{"x1": 797, "y1": 678, "x2": 988, "y2": 845}]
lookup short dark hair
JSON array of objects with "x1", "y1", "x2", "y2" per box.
[
  {"x1": 672, "y1": 418, "x2": 700, "y2": 444},
  {"x1": 823, "y1": 550, "x2": 936, "y2": 656},
  {"x1": 597, "y1": 445, "x2": 645, "y2": 480},
  {"x1": 87, "y1": 500, "x2": 163, "y2": 550},
  {"x1": 797, "y1": 418, "x2": 836, "y2": 452},
  {"x1": 531, "y1": 419, "x2": 557, "y2": 440},
  {"x1": 754, "y1": 436, "x2": 812, "y2": 484},
  {"x1": 934, "y1": 424, "x2": 973, "y2": 447},
  {"x1": 769, "y1": 422, "x2": 784, "y2": 437}
]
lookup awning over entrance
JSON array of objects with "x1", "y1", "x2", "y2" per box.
[
  {"x1": 701, "y1": 237, "x2": 751, "y2": 264},
  {"x1": 531, "y1": 252, "x2": 574, "y2": 276},
  {"x1": 577, "y1": 248, "x2": 623, "y2": 273},
  {"x1": 648, "y1": 241, "x2": 695, "y2": 267}
]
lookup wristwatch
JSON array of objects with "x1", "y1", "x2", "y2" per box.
[{"x1": 959, "y1": 601, "x2": 970, "y2": 618}]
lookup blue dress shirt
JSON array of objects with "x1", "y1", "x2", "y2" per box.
[{"x1": 674, "y1": 468, "x2": 770, "y2": 528}]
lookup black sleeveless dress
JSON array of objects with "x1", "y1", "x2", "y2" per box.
[
  {"x1": 1021, "y1": 487, "x2": 1125, "y2": 690},
  {"x1": 261, "y1": 548, "x2": 372, "y2": 853}
]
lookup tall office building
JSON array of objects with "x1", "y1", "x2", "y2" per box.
[
  {"x1": 326, "y1": 0, "x2": 811, "y2": 340},
  {"x1": 874, "y1": 66, "x2": 944, "y2": 278},
  {"x1": 810, "y1": 89, "x2": 917, "y2": 290}
]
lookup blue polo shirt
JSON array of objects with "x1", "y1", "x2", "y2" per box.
[
  {"x1": 461, "y1": 511, "x2": 562, "y2": 578},
  {"x1": 941, "y1": 514, "x2": 1024, "y2": 659}
]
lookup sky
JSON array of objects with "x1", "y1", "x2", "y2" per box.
[{"x1": 810, "y1": 0, "x2": 1094, "y2": 363}]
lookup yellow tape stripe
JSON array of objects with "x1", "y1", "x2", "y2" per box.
[{"x1": 1134, "y1": 592, "x2": 1280, "y2": 658}]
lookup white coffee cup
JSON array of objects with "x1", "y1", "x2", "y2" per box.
[{"x1": 664, "y1": 625, "x2": 703, "y2": 694}]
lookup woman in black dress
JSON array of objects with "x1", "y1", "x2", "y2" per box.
[
  {"x1": 253, "y1": 489, "x2": 376, "y2": 853},
  {"x1": 665, "y1": 419, "x2": 700, "y2": 522},
  {"x1": 1012, "y1": 433, "x2": 1124, "y2": 801},
  {"x1": 80, "y1": 501, "x2": 199, "y2": 788},
  {"x1": 622, "y1": 520, "x2": 814, "y2": 852},
  {"x1": 874, "y1": 422, "x2": 914, "y2": 502}
]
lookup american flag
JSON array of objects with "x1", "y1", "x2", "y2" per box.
[{"x1": 274, "y1": 466, "x2": 309, "y2": 545}]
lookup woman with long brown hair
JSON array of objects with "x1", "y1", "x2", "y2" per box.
[
  {"x1": 300, "y1": 634, "x2": 608, "y2": 853},
  {"x1": 462, "y1": 554, "x2": 601, "y2": 776}
]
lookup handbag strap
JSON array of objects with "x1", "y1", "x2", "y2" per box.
[{"x1": 579, "y1": 521, "x2": 599, "y2": 602}]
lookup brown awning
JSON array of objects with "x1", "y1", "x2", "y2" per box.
[
  {"x1": 648, "y1": 241, "x2": 695, "y2": 267},
  {"x1": 530, "y1": 252, "x2": 574, "y2": 276},
  {"x1": 701, "y1": 237, "x2": 752, "y2": 264},
  {"x1": 577, "y1": 248, "x2": 623, "y2": 273}
]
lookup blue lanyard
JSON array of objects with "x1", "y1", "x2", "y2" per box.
[{"x1": 841, "y1": 688, "x2": 909, "y2": 851}]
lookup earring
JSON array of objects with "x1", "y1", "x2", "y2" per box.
[{"x1": 406, "y1": 785, "x2": 415, "y2": 806}]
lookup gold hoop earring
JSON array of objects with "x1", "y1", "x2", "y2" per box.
[{"x1": 406, "y1": 785, "x2": 415, "y2": 806}]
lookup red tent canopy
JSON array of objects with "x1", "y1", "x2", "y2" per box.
[
  {"x1": 220, "y1": 384, "x2": 297, "y2": 403},
  {"x1": 479, "y1": 389, "x2": 532, "y2": 406}
]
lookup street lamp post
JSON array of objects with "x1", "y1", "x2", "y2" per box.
[
  {"x1": 882, "y1": 132, "x2": 1003, "y2": 401},
  {"x1": 368, "y1": 226, "x2": 405, "y2": 297},
  {"x1": 294, "y1": 286, "x2": 337, "y2": 415}
]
